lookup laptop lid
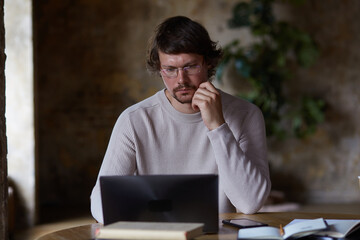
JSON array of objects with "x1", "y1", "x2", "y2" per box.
[{"x1": 100, "y1": 174, "x2": 219, "y2": 233}]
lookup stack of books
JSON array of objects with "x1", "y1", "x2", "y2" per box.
[{"x1": 95, "y1": 221, "x2": 204, "y2": 240}]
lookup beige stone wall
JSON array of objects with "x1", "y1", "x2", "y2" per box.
[
  {"x1": 5, "y1": 0, "x2": 35, "y2": 227},
  {"x1": 32, "y1": 0, "x2": 360, "y2": 221},
  {"x1": 0, "y1": 0, "x2": 7, "y2": 238}
]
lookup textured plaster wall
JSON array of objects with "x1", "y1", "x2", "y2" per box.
[
  {"x1": 267, "y1": 0, "x2": 360, "y2": 203},
  {"x1": 213, "y1": 1, "x2": 360, "y2": 203},
  {"x1": 34, "y1": 0, "x2": 244, "y2": 220},
  {"x1": 33, "y1": 0, "x2": 360, "y2": 221}
]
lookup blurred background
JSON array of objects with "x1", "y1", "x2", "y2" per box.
[{"x1": 3, "y1": 0, "x2": 360, "y2": 239}]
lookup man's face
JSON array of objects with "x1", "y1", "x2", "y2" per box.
[{"x1": 159, "y1": 51, "x2": 208, "y2": 105}]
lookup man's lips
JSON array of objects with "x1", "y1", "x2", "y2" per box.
[
  {"x1": 176, "y1": 88, "x2": 191, "y2": 92},
  {"x1": 174, "y1": 86, "x2": 196, "y2": 94}
]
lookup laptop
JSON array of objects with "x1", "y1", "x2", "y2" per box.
[{"x1": 100, "y1": 174, "x2": 219, "y2": 233}]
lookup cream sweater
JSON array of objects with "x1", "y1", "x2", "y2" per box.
[{"x1": 90, "y1": 89, "x2": 271, "y2": 223}]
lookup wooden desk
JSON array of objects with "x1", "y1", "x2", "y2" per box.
[{"x1": 37, "y1": 212, "x2": 360, "y2": 240}]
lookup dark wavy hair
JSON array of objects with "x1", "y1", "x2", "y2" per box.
[{"x1": 146, "y1": 16, "x2": 223, "y2": 80}]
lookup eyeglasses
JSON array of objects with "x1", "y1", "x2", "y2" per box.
[{"x1": 160, "y1": 65, "x2": 202, "y2": 78}]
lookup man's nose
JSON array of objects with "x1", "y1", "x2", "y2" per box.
[{"x1": 177, "y1": 69, "x2": 189, "y2": 83}]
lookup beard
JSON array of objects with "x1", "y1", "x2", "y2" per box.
[{"x1": 171, "y1": 84, "x2": 197, "y2": 104}]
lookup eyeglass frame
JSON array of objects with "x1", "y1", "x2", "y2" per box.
[{"x1": 159, "y1": 64, "x2": 203, "y2": 79}]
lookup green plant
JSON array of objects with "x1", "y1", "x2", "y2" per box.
[{"x1": 217, "y1": 0, "x2": 325, "y2": 139}]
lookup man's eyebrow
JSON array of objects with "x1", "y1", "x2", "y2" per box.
[
  {"x1": 161, "y1": 64, "x2": 176, "y2": 68},
  {"x1": 161, "y1": 60, "x2": 199, "y2": 68}
]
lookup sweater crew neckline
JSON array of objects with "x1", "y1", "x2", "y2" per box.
[{"x1": 157, "y1": 89, "x2": 203, "y2": 123}]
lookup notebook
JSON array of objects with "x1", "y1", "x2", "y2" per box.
[{"x1": 100, "y1": 174, "x2": 219, "y2": 233}]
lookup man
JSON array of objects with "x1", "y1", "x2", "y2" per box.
[{"x1": 90, "y1": 16, "x2": 271, "y2": 223}]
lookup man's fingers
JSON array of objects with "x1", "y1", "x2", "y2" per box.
[
  {"x1": 192, "y1": 82, "x2": 219, "y2": 111},
  {"x1": 198, "y1": 81, "x2": 219, "y2": 94},
  {"x1": 191, "y1": 82, "x2": 225, "y2": 130},
  {"x1": 191, "y1": 101, "x2": 199, "y2": 111}
]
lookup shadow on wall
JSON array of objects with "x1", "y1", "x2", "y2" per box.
[
  {"x1": 8, "y1": 177, "x2": 30, "y2": 237},
  {"x1": 269, "y1": 167, "x2": 307, "y2": 204}
]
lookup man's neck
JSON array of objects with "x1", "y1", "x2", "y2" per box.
[{"x1": 165, "y1": 89, "x2": 199, "y2": 114}]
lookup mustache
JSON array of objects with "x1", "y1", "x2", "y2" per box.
[{"x1": 173, "y1": 84, "x2": 197, "y2": 92}]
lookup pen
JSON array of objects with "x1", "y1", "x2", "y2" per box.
[{"x1": 279, "y1": 224, "x2": 284, "y2": 236}]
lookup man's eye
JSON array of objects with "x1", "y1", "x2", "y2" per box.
[
  {"x1": 164, "y1": 68, "x2": 176, "y2": 73},
  {"x1": 184, "y1": 65, "x2": 197, "y2": 70}
]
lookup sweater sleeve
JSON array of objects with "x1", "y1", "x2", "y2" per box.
[
  {"x1": 207, "y1": 106, "x2": 271, "y2": 214},
  {"x1": 90, "y1": 114, "x2": 136, "y2": 223}
]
